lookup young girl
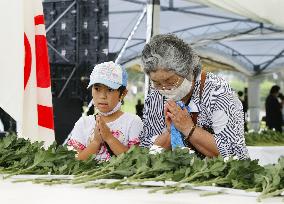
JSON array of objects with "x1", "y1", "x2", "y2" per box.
[{"x1": 66, "y1": 61, "x2": 143, "y2": 161}]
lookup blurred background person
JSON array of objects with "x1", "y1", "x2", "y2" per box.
[
  {"x1": 135, "y1": 99, "x2": 144, "y2": 119},
  {"x1": 265, "y1": 85, "x2": 283, "y2": 132},
  {"x1": 238, "y1": 90, "x2": 248, "y2": 132}
]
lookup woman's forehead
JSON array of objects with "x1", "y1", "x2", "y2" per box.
[{"x1": 149, "y1": 69, "x2": 178, "y2": 81}]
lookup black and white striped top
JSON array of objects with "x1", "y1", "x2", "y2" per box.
[{"x1": 139, "y1": 72, "x2": 249, "y2": 160}]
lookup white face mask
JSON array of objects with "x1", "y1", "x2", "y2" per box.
[
  {"x1": 158, "y1": 78, "x2": 192, "y2": 101},
  {"x1": 96, "y1": 101, "x2": 122, "y2": 116}
]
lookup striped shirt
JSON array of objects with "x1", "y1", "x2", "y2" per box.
[{"x1": 139, "y1": 72, "x2": 249, "y2": 160}]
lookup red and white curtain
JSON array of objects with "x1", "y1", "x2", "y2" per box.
[{"x1": 0, "y1": 0, "x2": 55, "y2": 146}]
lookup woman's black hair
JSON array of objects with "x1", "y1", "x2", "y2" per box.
[{"x1": 270, "y1": 85, "x2": 280, "y2": 94}]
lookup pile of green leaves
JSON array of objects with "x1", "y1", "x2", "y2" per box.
[
  {"x1": 245, "y1": 130, "x2": 284, "y2": 146},
  {"x1": 0, "y1": 134, "x2": 99, "y2": 177},
  {"x1": 0, "y1": 134, "x2": 283, "y2": 201},
  {"x1": 72, "y1": 147, "x2": 284, "y2": 200}
]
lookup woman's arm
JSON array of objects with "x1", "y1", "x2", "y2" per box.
[
  {"x1": 186, "y1": 127, "x2": 219, "y2": 157},
  {"x1": 164, "y1": 100, "x2": 219, "y2": 157},
  {"x1": 153, "y1": 125, "x2": 219, "y2": 157}
]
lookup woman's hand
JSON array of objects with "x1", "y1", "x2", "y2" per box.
[
  {"x1": 164, "y1": 106, "x2": 171, "y2": 133},
  {"x1": 96, "y1": 116, "x2": 113, "y2": 143},
  {"x1": 164, "y1": 100, "x2": 194, "y2": 136}
]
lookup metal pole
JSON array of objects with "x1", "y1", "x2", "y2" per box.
[
  {"x1": 115, "y1": 7, "x2": 147, "y2": 64},
  {"x1": 46, "y1": 1, "x2": 76, "y2": 33},
  {"x1": 58, "y1": 66, "x2": 77, "y2": 98},
  {"x1": 47, "y1": 42, "x2": 70, "y2": 63},
  {"x1": 75, "y1": 0, "x2": 80, "y2": 64}
]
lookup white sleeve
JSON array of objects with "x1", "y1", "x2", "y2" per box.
[
  {"x1": 65, "y1": 117, "x2": 88, "y2": 150},
  {"x1": 127, "y1": 116, "x2": 143, "y2": 147}
]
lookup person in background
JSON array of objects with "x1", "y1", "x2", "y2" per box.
[
  {"x1": 265, "y1": 85, "x2": 283, "y2": 132},
  {"x1": 65, "y1": 61, "x2": 143, "y2": 161},
  {"x1": 135, "y1": 99, "x2": 144, "y2": 119},
  {"x1": 237, "y1": 90, "x2": 248, "y2": 132},
  {"x1": 139, "y1": 34, "x2": 249, "y2": 159}
]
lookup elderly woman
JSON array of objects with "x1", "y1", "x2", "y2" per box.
[{"x1": 139, "y1": 34, "x2": 249, "y2": 159}]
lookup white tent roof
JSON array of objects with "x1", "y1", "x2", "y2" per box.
[
  {"x1": 190, "y1": 0, "x2": 284, "y2": 29},
  {"x1": 109, "y1": 0, "x2": 284, "y2": 76}
]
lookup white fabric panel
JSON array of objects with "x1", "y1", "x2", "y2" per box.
[
  {"x1": 0, "y1": 0, "x2": 55, "y2": 145},
  {"x1": 0, "y1": 0, "x2": 24, "y2": 122},
  {"x1": 195, "y1": 47, "x2": 254, "y2": 76},
  {"x1": 190, "y1": 0, "x2": 284, "y2": 29}
]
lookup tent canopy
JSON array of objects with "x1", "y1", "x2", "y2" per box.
[{"x1": 109, "y1": 0, "x2": 284, "y2": 76}]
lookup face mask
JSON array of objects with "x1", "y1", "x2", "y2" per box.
[
  {"x1": 158, "y1": 78, "x2": 192, "y2": 101},
  {"x1": 97, "y1": 101, "x2": 122, "y2": 116}
]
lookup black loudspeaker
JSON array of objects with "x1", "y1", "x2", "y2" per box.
[
  {"x1": 0, "y1": 132, "x2": 7, "y2": 139},
  {"x1": 53, "y1": 97, "x2": 83, "y2": 145},
  {"x1": 0, "y1": 107, "x2": 16, "y2": 132}
]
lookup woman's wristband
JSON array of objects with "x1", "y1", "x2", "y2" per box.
[{"x1": 184, "y1": 125, "x2": 196, "y2": 140}]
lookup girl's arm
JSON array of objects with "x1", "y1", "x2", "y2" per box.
[
  {"x1": 76, "y1": 126, "x2": 102, "y2": 160},
  {"x1": 76, "y1": 139, "x2": 101, "y2": 160},
  {"x1": 104, "y1": 115, "x2": 143, "y2": 155},
  {"x1": 154, "y1": 130, "x2": 171, "y2": 149},
  {"x1": 104, "y1": 136, "x2": 129, "y2": 155},
  {"x1": 96, "y1": 116, "x2": 129, "y2": 155}
]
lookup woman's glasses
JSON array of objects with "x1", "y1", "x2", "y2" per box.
[{"x1": 151, "y1": 76, "x2": 183, "y2": 90}]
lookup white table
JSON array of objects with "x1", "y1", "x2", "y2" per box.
[
  {"x1": 0, "y1": 177, "x2": 282, "y2": 204},
  {"x1": 247, "y1": 146, "x2": 284, "y2": 166}
]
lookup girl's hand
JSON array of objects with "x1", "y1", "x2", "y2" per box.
[
  {"x1": 92, "y1": 124, "x2": 103, "y2": 144},
  {"x1": 164, "y1": 100, "x2": 194, "y2": 136},
  {"x1": 96, "y1": 116, "x2": 113, "y2": 142},
  {"x1": 154, "y1": 130, "x2": 171, "y2": 149}
]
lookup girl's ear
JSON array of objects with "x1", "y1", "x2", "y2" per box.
[{"x1": 120, "y1": 89, "x2": 128, "y2": 100}]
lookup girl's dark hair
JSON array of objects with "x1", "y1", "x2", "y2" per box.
[
  {"x1": 92, "y1": 84, "x2": 126, "y2": 96},
  {"x1": 118, "y1": 86, "x2": 126, "y2": 105},
  {"x1": 118, "y1": 86, "x2": 126, "y2": 96}
]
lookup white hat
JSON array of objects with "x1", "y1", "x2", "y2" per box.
[{"x1": 87, "y1": 61, "x2": 128, "y2": 89}]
